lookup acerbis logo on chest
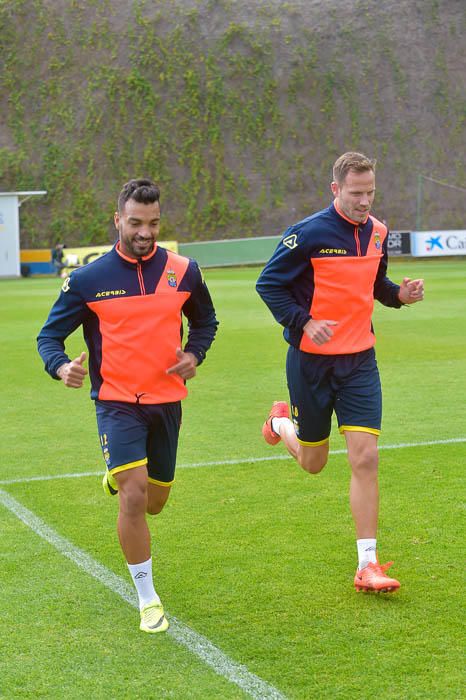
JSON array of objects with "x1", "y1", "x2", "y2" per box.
[{"x1": 95, "y1": 289, "x2": 127, "y2": 297}]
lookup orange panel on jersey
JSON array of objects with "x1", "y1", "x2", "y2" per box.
[
  {"x1": 300, "y1": 255, "x2": 382, "y2": 355},
  {"x1": 88, "y1": 292, "x2": 190, "y2": 403}
]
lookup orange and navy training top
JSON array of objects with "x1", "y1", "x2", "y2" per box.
[
  {"x1": 38, "y1": 243, "x2": 218, "y2": 404},
  {"x1": 256, "y1": 202, "x2": 402, "y2": 355}
]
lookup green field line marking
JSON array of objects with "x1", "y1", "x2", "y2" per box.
[
  {"x1": 0, "y1": 488, "x2": 287, "y2": 700},
  {"x1": 1, "y1": 437, "x2": 465, "y2": 486}
]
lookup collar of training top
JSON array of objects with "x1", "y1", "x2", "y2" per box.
[
  {"x1": 333, "y1": 199, "x2": 370, "y2": 227},
  {"x1": 115, "y1": 240, "x2": 158, "y2": 263}
]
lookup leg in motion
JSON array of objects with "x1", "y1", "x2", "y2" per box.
[
  {"x1": 262, "y1": 400, "x2": 329, "y2": 473},
  {"x1": 146, "y1": 481, "x2": 171, "y2": 515},
  {"x1": 116, "y1": 466, "x2": 169, "y2": 632},
  {"x1": 345, "y1": 431, "x2": 399, "y2": 593}
]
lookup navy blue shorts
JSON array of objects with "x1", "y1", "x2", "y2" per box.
[
  {"x1": 286, "y1": 346, "x2": 382, "y2": 445},
  {"x1": 95, "y1": 400, "x2": 182, "y2": 486}
]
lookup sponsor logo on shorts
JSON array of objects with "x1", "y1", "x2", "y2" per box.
[{"x1": 291, "y1": 405, "x2": 299, "y2": 433}]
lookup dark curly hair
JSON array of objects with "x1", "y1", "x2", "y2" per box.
[{"x1": 117, "y1": 178, "x2": 160, "y2": 213}]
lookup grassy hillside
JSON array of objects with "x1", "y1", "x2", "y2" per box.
[{"x1": 1, "y1": 0, "x2": 465, "y2": 246}]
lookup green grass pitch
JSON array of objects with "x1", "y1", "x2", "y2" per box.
[{"x1": 0, "y1": 259, "x2": 464, "y2": 699}]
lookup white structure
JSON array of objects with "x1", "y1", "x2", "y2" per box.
[
  {"x1": 411, "y1": 230, "x2": 466, "y2": 257},
  {"x1": 0, "y1": 191, "x2": 47, "y2": 277}
]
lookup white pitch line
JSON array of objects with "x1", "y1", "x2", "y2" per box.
[
  {"x1": 0, "y1": 437, "x2": 465, "y2": 486},
  {"x1": 0, "y1": 488, "x2": 286, "y2": 700}
]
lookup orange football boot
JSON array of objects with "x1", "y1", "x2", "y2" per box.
[
  {"x1": 354, "y1": 561, "x2": 400, "y2": 593},
  {"x1": 262, "y1": 401, "x2": 290, "y2": 445}
]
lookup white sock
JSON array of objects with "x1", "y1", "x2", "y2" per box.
[
  {"x1": 127, "y1": 557, "x2": 160, "y2": 609},
  {"x1": 271, "y1": 416, "x2": 291, "y2": 436},
  {"x1": 357, "y1": 539, "x2": 377, "y2": 570}
]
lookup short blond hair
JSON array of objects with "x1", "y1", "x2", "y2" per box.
[{"x1": 332, "y1": 152, "x2": 376, "y2": 185}]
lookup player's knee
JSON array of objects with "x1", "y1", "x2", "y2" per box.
[
  {"x1": 146, "y1": 500, "x2": 165, "y2": 516},
  {"x1": 350, "y1": 446, "x2": 378, "y2": 475},
  {"x1": 146, "y1": 488, "x2": 170, "y2": 515},
  {"x1": 298, "y1": 451, "x2": 328, "y2": 474},
  {"x1": 119, "y1": 483, "x2": 147, "y2": 516}
]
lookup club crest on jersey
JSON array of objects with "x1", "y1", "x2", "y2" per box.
[
  {"x1": 283, "y1": 233, "x2": 298, "y2": 250},
  {"x1": 167, "y1": 269, "x2": 177, "y2": 287},
  {"x1": 374, "y1": 232, "x2": 381, "y2": 250}
]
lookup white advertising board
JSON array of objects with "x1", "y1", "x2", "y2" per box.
[
  {"x1": 0, "y1": 195, "x2": 20, "y2": 277},
  {"x1": 0, "y1": 192, "x2": 47, "y2": 277},
  {"x1": 411, "y1": 230, "x2": 466, "y2": 257}
]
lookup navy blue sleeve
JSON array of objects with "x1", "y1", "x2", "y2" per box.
[
  {"x1": 256, "y1": 226, "x2": 312, "y2": 330},
  {"x1": 181, "y1": 261, "x2": 219, "y2": 365},
  {"x1": 373, "y1": 236, "x2": 403, "y2": 308},
  {"x1": 37, "y1": 274, "x2": 88, "y2": 378}
]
